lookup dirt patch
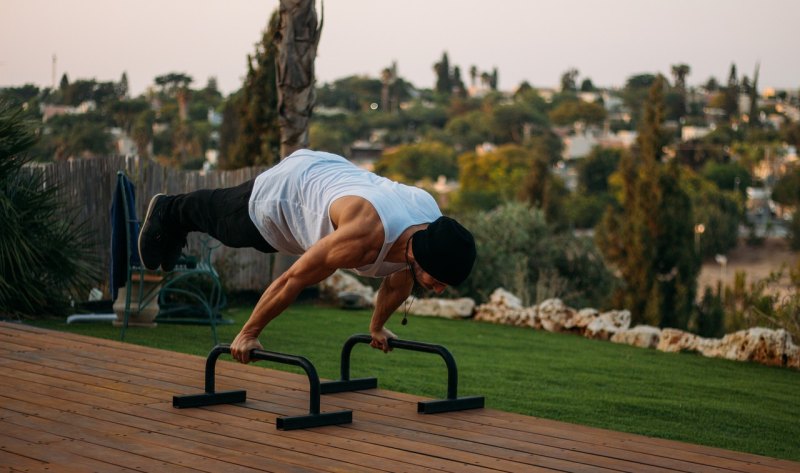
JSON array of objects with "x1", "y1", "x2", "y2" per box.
[{"x1": 698, "y1": 238, "x2": 799, "y2": 295}]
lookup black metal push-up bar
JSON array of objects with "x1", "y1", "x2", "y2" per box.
[
  {"x1": 173, "y1": 344, "x2": 352, "y2": 430},
  {"x1": 320, "y1": 334, "x2": 485, "y2": 414}
]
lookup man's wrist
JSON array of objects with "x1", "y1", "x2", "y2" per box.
[{"x1": 240, "y1": 324, "x2": 263, "y2": 338}]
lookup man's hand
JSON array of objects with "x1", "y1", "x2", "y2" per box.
[
  {"x1": 230, "y1": 331, "x2": 264, "y2": 364},
  {"x1": 370, "y1": 327, "x2": 397, "y2": 353}
]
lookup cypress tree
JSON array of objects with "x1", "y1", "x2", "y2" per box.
[
  {"x1": 723, "y1": 63, "x2": 739, "y2": 122},
  {"x1": 229, "y1": 10, "x2": 280, "y2": 168},
  {"x1": 434, "y1": 52, "x2": 452, "y2": 95},
  {"x1": 597, "y1": 75, "x2": 698, "y2": 328}
]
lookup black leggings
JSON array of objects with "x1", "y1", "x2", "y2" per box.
[{"x1": 167, "y1": 178, "x2": 276, "y2": 253}]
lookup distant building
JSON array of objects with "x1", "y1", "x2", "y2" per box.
[
  {"x1": 40, "y1": 100, "x2": 96, "y2": 122},
  {"x1": 110, "y1": 128, "x2": 137, "y2": 156},
  {"x1": 681, "y1": 126, "x2": 711, "y2": 141},
  {"x1": 562, "y1": 128, "x2": 599, "y2": 160},
  {"x1": 348, "y1": 140, "x2": 383, "y2": 170}
]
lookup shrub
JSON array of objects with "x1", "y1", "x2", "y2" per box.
[
  {"x1": 453, "y1": 202, "x2": 617, "y2": 308},
  {"x1": 0, "y1": 103, "x2": 101, "y2": 318}
]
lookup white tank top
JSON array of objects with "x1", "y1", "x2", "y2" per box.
[{"x1": 248, "y1": 149, "x2": 442, "y2": 277}]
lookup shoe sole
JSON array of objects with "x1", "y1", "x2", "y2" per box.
[{"x1": 138, "y1": 193, "x2": 165, "y2": 270}]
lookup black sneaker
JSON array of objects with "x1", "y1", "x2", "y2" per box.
[
  {"x1": 139, "y1": 194, "x2": 186, "y2": 271},
  {"x1": 161, "y1": 229, "x2": 187, "y2": 272}
]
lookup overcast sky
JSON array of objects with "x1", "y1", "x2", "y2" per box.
[{"x1": 2, "y1": 0, "x2": 798, "y2": 97}]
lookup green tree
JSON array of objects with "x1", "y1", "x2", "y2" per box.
[
  {"x1": 218, "y1": 91, "x2": 243, "y2": 167},
  {"x1": 701, "y1": 161, "x2": 751, "y2": 194},
  {"x1": 39, "y1": 113, "x2": 113, "y2": 160},
  {"x1": 560, "y1": 68, "x2": 579, "y2": 93},
  {"x1": 59, "y1": 74, "x2": 70, "y2": 92},
  {"x1": 456, "y1": 203, "x2": 616, "y2": 308},
  {"x1": 489, "y1": 102, "x2": 548, "y2": 144},
  {"x1": 519, "y1": 137, "x2": 568, "y2": 225},
  {"x1": 671, "y1": 64, "x2": 690, "y2": 91},
  {"x1": 577, "y1": 147, "x2": 622, "y2": 193},
  {"x1": 580, "y1": 78, "x2": 595, "y2": 92},
  {"x1": 597, "y1": 75, "x2": 699, "y2": 328},
  {"x1": 434, "y1": 52, "x2": 452, "y2": 95},
  {"x1": 772, "y1": 164, "x2": 800, "y2": 249},
  {"x1": 685, "y1": 170, "x2": 743, "y2": 258},
  {"x1": 0, "y1": 84, "x2": 41, "y2": 111},
  {"x1": 548, "y1": 99, "x2": 606, "y2": 126},
  {"x1": 227, "y1": 10, "x2": 281, "y2": 168},
  {"x1": 780, "y1": 121, "x2": 800, "y2": 149},
  {"x1": 455, "y1": 144, "x2": 534, "y2": 211},
  {"x1": 444, "y1": 110, "x2": 492, "y2": 151},
  {"x1": 620, "y1": 73, "x2": 656, "y2": 127},
  {"x1": 564, "y1": 147, "x2": 623, "y2": 229},
  {"x1": 374, "y1": 141, "x2": 457, "y2": 182},
  {"x1": 117, "y1": 71, "x2": 129, "y2": 99},
  {"x1": 748, "y1": 63, "x2": 760, "y2": 127},
  {"x1": 132, "y1": 109, "x2": 155, "y2": 159},
  {"x1": 109, "y1": 99, "x2": 149, "y2": 134},
  {"x1": 723, "y1": 63, "x2": 739, "y2": 122},
  {"x1": 0, "y1": 103, "x2": 100, "y2": 317},
  {"x1": 317, "y1": 75, "x2": 383, "y2": 111},
  {"x1": 772, "y1": 165, "x2": 800, "y2": 207}
]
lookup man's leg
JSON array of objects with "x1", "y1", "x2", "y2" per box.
[{"x1": 139, "y1": 179, "x2": 275, "y2": 271}]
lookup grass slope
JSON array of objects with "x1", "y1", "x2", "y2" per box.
[{"x1": 27, "y1": 302, "x2": 800, "y2": 461}]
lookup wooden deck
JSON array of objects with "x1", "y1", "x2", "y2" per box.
[{"x1": 0, "y1": 322, "x2": 797, "y2": 473}]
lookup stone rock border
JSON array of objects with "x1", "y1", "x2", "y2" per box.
[
  {"x1": 320, "y1": 275, "x2": 799, "y2": 369},
  {"x1": 475, "y1": 289, "x2": 799, "y2": 369}
]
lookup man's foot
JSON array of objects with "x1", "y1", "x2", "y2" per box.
[{"x1": 138, "y1": 194, "x2": 186, "y2": 271}]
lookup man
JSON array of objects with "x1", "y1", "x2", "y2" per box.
[{"x1": 138, "y1": 149, "x2": 476, "y2": 363}]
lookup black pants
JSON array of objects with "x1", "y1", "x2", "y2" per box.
[{"x1": 167, "y1": 178, "x2": 276, "y2": 253}]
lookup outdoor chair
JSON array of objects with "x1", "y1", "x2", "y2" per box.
[{"x1": 111, "y1": 171, "x2": 228, "y2": 345}]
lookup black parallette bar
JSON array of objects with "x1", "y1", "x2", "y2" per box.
[
  {"x1": 320, "y1": 334, "x2": 485, "y2": 414},
  {"x1": 172, "y1": 343, "x2": 352, "y2": 429},
  {"x1": 173, "y1": 390, "x2": 246, "y2": 408},
  {"x1": 319, "y1": 377, "x2": 377, "y2": 394},
  {"x1": 277, "y1": 410, "x2": 353, "y2": 430},
  {"x1": 418, "y1": 395, "x2": 485, "y2": 414}
]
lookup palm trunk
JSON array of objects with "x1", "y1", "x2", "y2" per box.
[{"x1": 276, "y1": 0, "x2": 322, "y2": 158}]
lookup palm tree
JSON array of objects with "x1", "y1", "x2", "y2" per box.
[
  {"x1": 275, "y1": 0, "x2": 323, "y2": 157},
  {"x1": 670, "y1": 64, "x2": 690, "y2": 91}
]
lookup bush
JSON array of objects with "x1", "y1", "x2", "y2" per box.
[
  {"x1": 453, "y1": 203, "x2": 617, "y2": 308},
  {"x1": 0, "y1": 103, "x2": 101, "y2": 318},
  {"x1": 707, "y1": 268, "x2": 800, "y2": 342}
]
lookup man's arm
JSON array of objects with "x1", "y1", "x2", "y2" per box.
[
  {"x1": 230, "y1": 221, "x2": 381, "y2": 363},
  {"x1": 368, "y1": 269, "x2": 414, "y2": 352}
]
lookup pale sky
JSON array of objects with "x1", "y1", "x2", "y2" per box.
[{"x1": 2, "y1": 0, "x2": 799, "y2": 97}]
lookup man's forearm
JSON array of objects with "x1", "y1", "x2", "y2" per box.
[
  {"x1": 370, "y1": 272, "x2": 413, "y2": 332},
  {"x1": 240, "y1": 272, "x2": 303, "y2": 336}
]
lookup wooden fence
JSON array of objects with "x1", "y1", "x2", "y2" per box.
[{"x1": 31, "y1": 156, "x2": 276, "y2": 296}]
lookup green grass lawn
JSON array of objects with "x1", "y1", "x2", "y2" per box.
[{"x1": 28, "y1": 302, "x2": 800, "y2": 462}]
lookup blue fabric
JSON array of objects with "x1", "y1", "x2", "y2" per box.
[{"x1": 110, "y1": 173, "x2": 140, "y2": 300}]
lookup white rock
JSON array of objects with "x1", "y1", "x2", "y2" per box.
[
  {"x1": 319, "y1": 270, "x2": 375, "y2": 308},
  {"x1": 489, "y1": 288, "x2": 523, "y2": 309},
  {"x1": 611, "y1": 325, "x2": 662, "y2": 349},
  {"x1": 700, "y1": 328, "x2": 799, "y2": 367},
  {"x1": 584, "y1": 310, "x2": 632, "y2": 340},
  {"x1": 400, "y1": 297, "x2": 475, "y2": 319},
  {"x1": 537, "y1": 298, "x2": 576, "y2": 333},
  {"x1": 566, "y1": 308, "x2": 598, "y2": 331},
  {"x1": 656, "y1": 328, "x2": 700, "y2": 353}
]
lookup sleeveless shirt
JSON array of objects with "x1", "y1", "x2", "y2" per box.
[{"x1": 248, "y1": 149, "x2": 442, "y2": 277}]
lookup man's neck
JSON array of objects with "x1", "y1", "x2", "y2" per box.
[{"x1": 385, "y1": 224, "x2": 427, "y2": 264}]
